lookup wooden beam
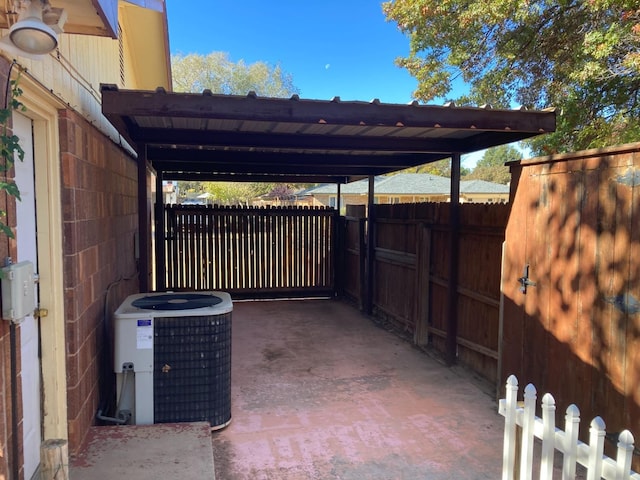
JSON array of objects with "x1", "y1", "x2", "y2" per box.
[
  {"x1": 152, "y1": 160, "x2": 402, "y2": 176},
  {"x1": 135, "y1": 128, "x2": 479, "y2": 154},
  {"x1": 147, "y1": 147, "x2": 446, "y2": 166},
  {"x1": 461, "y1": 131, "x2": 540, "y2": 152},
  {"x1": 161, "y1": 171, "x2": 350, "y2": 184}
]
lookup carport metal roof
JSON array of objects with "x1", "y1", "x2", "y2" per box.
[{"x1": 100, "y1": 85, "x2": 556, "y2": 184}]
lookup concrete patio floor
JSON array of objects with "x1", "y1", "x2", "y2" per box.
[
  {"x1": 215, "y1": 298, "x2": 504, "y2": 479},
  {"x1": 71, "y1": 298, "x2": 508, "y2": 479}
]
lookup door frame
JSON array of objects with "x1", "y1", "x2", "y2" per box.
[{"x1": 15, "y1": 72, "x2": 67, "y2": 443}]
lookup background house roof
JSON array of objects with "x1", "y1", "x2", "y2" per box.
[
  {"x1": 101, "y1": 86, "x2": 556, "y2": 184},
  {"x1": 460, "y1": 179, "x2": 510, "y2": 194},
  {"x1": 306, "y1": 173, "x2": 509, "y2": 196}
]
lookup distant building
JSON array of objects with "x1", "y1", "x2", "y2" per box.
[
  {"x1": 305, "y1": 173, "x2": 510, "y2": 209},
  {"x1": 163, "y1": 181, "x2": 178, "y2": 204},
  {"x1": 252, "y1": 188, "x2": 314, "y2": 207}
]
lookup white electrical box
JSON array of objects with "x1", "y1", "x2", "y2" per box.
[{"x1": 1, "y1": 261, "x2": 36, "y2": 322}]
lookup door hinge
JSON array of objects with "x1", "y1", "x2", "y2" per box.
[
  {"x1": 518, "y1": 264, "x2": 537, "y2": 294},
  {"x1": 34, "y1": 308, "x2": 48, "y2": 318}
]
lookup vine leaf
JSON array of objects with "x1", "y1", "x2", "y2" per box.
[
  {"x1": 0, "y1": 182, "x2": 20, "y2": 200},
  {"x1": 0, "y1": 75, "x2": 25, "y2": 239}
]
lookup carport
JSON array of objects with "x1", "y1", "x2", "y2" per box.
[{"x1": 100, "y1": 85, "x2": 555, "y2": 363}]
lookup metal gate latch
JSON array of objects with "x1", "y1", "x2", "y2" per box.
[{"x1": 518, "y1": 264, "x2": 536, "y2": 294}]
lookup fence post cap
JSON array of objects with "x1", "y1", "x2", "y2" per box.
[
  {"x1": 565, "y1": 403, "x2": 580, "y2": 418},
  {"x1": 618, "y1": 429, "x2": 635, "y2": 447},
  {"x1": 542, "y1": 392, "x2": 556, "y2": 407},
  {"x1": 506, "y1": 375, "x2": 518, "y2": 387},
  {"x1": 590, "y1": 416, "x2": 606, "y2": 430}
]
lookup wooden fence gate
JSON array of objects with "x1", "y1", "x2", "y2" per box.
[{"x1": 159, "y1": 205, "x2": 337, "y2": 297}]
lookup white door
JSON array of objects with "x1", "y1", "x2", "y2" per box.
[{"x1": 13, "y1": 111, "x2": 41, "y2": 480}]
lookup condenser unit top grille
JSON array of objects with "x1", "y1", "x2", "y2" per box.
[
  {"x1": 132, "y1": 293, "x2": 223, "y2": 311},
  {"x1": 115, "y1": 291, "x2": 232, "y2": 318}
]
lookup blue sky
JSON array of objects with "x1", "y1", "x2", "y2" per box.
[
  {"x1": 165, "y1": 0, "x2": 418, "y2": 104},
  {"x1": 164, "y1": 0, "x2": 484, "y2": 167}
]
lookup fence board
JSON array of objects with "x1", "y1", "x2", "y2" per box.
[
  {"x1": 343, "y1": 216, "x2": 366, "y2": 305},
  {"x1": 163, "y1": 205, "x2": 336, "y2": 297},
  {"x1": 341, "y1": 202, "x2": 507, "y2": 384}
]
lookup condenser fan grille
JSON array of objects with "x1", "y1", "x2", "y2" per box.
[{"x1": 153, "y1": 313, "x2": 232, "y2": 427}]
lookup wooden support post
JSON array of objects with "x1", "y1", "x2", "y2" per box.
[
  {"x1": 41, "y1": 439, "x2": 69, "y2": 480},
  {"x1": 137, "y1": 144, "x2": 150, "y2": 292},
  {"x1": 155, "y1": 170, "x2": 166, "y2": 291},
  {"x1": 365, "y1": 175, "x2": 375, "y2": 315},
  {"x1": 359, "y1": 217, "x2": 367, "y2": 311},
  {"x1": 446, "y1": 153, "x2": 461, "y2": 365}
]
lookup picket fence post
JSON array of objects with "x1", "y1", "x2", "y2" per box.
[
  {"x1": 502, "y1": 375, "x2": 518, "y2": 480},
  {"x1": 587, "y1": 416, "x2": 606, "y2": 480},
  {"x1": 499, "y1": 375, "x2": 639, "y2": 480},
  {"x1": 521, "y1": 384, "x2": 537, "y2": 480},
  {"x1": 563, "y1": 404, "x2": 580, "y2": 479},
  {"x1": 616, "y1": 430, "x2": 634, "y2": 480},
  {"x1": 540, "y1": 393, "x2": 556, "y2": 480}
]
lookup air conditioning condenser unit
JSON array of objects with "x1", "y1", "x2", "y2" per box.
[{"x1": 113, "y1": 291, "x2": 232, "y2": 429}]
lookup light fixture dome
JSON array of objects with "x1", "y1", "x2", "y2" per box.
[
  {"x1": 8, "y1": 0, "x2": 58, "y2": 55},
  {"x1": 9, "y1": 19, "x2": 57, "y2": 55}
]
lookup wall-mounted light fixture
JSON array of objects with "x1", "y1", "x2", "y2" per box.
[{"x1": 0, "y1": 0, "x2": 66, "y2": 59}]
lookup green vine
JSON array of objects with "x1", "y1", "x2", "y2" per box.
[{"x1": 0, "y1": 76, "x2": 25, "y2": 238}]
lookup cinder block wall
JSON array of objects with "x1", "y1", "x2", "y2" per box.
[{"x1": 59, "y1": 109, "x2": 139, "y2": 453}]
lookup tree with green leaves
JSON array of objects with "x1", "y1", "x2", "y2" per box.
[
  {"x1": 172, "y1": 52, "x2": 299, "y2": 97},
  {"x1": 398, "y1": 158, "x2": 470, "y2": 177},
  {"x1": 464, "y1": 145, "x2": 522, "y2": 184},
  {"x1": 383, "y1": 0, "x2": 640, "y2": 155},
  {"x1": 171, "y1": 53, "x2": 300, "y2": 204},
  {"x1": 203, "y1": 182, "x2": 275, "y2": 207}
]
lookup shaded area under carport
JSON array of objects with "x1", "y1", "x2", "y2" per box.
[{"x1": 215, "y1": 299, "x2": 504, "y2": 479}]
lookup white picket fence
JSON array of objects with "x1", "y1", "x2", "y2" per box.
[{"x1": 499, "y1": 375, "x2": 640, "y2": 480}]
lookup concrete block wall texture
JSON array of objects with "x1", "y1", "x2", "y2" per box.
[{"x1": 59, "y1": 109, "x2": 139, "y2": 454}]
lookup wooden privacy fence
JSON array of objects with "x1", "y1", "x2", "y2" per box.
[
  {"x1": 499, "y1": 375, "x2": 640, "y2": 480},
  {"x1": 161, "y1": 205, "x2": 337, "y2": 296},
  {"x1": 502, "y1": 144, "x2": 640, "y2": 450},
  {"x1": 342, "y1": 202, "x2": 508, "y2": 384}
]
